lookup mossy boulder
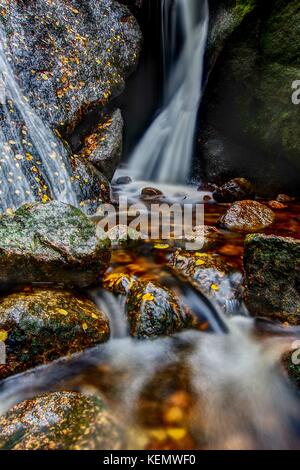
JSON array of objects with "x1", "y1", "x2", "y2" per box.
[
  {"x1": 0, "y1": 391, "x2": 122, "y2": 450},
  {"x1": 244, "y1": 234, "x2": 300, "y2": 323},
  {"x1": 0, "y1": 287, "x2": 110, "y2": 379},
  {"x1": 0, "y1": 201, "x2": 111, "y2": 287},
  {"x1": 200, "y1": 0, "x2": 300, "y2": 194},
  {"x1": 103, "y1": 273, "x2": 193, "y2": 339},
  {"x1": 169, "y1": 250, "x2": 243, "y2": 313}
]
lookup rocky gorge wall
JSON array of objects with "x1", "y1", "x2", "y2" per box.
[{"x1": 197, "y1": 0, "x2": 300, "y2": 195}]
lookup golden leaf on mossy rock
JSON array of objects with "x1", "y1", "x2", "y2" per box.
[
  {"x1": 0, "y1": 391, "x2": 123, "y2": 450},
  {"x1": 0, "y1": 287, "x2": 110, "y2": 380}
]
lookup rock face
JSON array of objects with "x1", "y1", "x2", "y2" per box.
[
  {"x1": 0, "y1": 0, "x2": 141, "y2": 208},
  {"x1": 104, "y1": 273, "x2": 192, "y2": 339},
  {"x1": 0, "y1": 287, "x2": 110, "y2": 379},
  {"x1": 0, "y1": 392, "x2": 123, "y2": 450},
  {"x1": 76, "y1": 109, "x2": 124, "y2": 181},
  {"x1": 213, "y1": 178, "x2": 255, "y2": 203},
  {"x1": 169, "y1": 251, "x2": 243, "y2": 313},
  {"x1": 219, "y1": 200, "x2": 275, "y2": 233},
  {"x1": 0, "y1": 201, "x2": 111, "y2": 287},
  {"x1": 244, "y1": 234, "x2": 300, "y2": 324},
  {"x1": 0, "y1": 0, "x2": 141, "y2": 132},
  {"x1": 199, "y1": 0, "x2": 300, "y2": 194}
]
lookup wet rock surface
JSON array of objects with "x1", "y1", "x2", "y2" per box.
[
  {"x1": 77, "y1": 109, "x2": 123, "y2": 181},
  {"x1": 169, "y1": 250, "x2": 243, "y2": 313},
  {"x1": 213, "y1": 178, "x2": 255, "y2": 203},
  {"x1": 0, "y1": 391, "x2": 122, "y2": 450},
  {"x1": 106, "y1": 224, "x2": 142, "y2": 248},
  {"x1": 219, "y1": 200, "x2": 275, "y2": 233},
  {"x1": 244, "y1": 234, "x2": 300, "y2": 324},
  {"x1": 104, "y1": 273, "x2": 193, "y2": 339},
  {"x1": 0, "y1": 0, "x2": 141, "y2": 132},
  {"x1": 0, "y1": 0, "x2": 141, "y2": 208},
  {"x1": 0, "y1": 287, "x2": 110, "y2": 379},
  {"x1": 0, "y1": 201, "x2": 111, "y2": 287},
  {"x1": 283, "y1": 350, "x2": 300, "y2": 391}
]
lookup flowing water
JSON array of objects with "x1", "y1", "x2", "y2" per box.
[
  {"x1": 126, "y1": 0, "x2": 209, "y2": 185},
  {"x1": 0, "y1": 0, "x2": 300, "y2": 452},
  {"x1": 0, "y1": 24, "x2": 77, "y2": 211}
]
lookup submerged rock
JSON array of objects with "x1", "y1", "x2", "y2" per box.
[
  {"x1": 244, "y1": 234, "x2": 300, "y2": 324},
  {"x1": 0, "y1": 391, "x2": 122, "y2": 450},
  {"x1": 0, "y1": 201, "x2": 111, "y2": 287},
  {"x1": 103, "y1": 273, "x2": 192, "y2": 339},
  {"x1": 219, "y1": 200, "x2": 275, "y2": 233},
  {"x1": 213, "y1": 178, "x2": 255, "y2": 203},
  {"x1": 106, "y1": 224, "x2": 142, "y2": 248},
  {"x1": 169, "y1": 251, "x2": 243, "y2": 313},
  {"x1": 177, "y1": 225, "x2": 223, "y2": 251},
  {"x1": 0, "y1": 287, "x2": 110, "y2": 379}
]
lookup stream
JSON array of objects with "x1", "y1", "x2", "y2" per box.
[{"x1": 0, "y1": 0, "x2": 299, "y2": 451}]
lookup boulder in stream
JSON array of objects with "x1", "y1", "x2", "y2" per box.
[
  {"x1": 103, "y1": 273, "x2": 193, "y2": 339},
  {"x1": 244, "y1": 234, "x2": 300, "y2": 324},
  {"x1": 213, "y1": 178, "x2": 256, "y2": 203},
  {"x1": 169, "y1": 250, "x2": 243, "y2": 313},
  {"x1": 219, "y1": 200, "x2": 275, "y2": 233},
  {"x1": 0, "y1": 201, "x2": 111, "y2": 287},
  {"x1": 0, "y1": 287, "x2": 110, "y2": 379},
  {"x1": 0, "y1": 391, "x2": 122, "y2": 450}
]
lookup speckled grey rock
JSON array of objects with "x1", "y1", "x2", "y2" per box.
[{"x1": 0, "y1": 201, "x2": 111, "y2": 287}]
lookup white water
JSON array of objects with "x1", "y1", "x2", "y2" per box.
[
  {"x1": 128, "y1": 0, "x2": 209, "y2": 184},
  {"x1": 0, "y1": 25, "x2": 77, "y2": 211}
]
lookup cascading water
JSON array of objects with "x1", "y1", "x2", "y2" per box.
[
  {"x1": 128, "y1": 0, "x2": 209, "y2": 184},
  {"x1": 0, "y1": 24, "x2": 77, "y2": 211}
]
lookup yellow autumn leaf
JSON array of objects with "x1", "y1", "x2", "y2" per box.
[
  {"x1": 195, "y1": 259, "x2": 205, "y2": 266},
  {"x1": 56, "y1": 308, "x2": 68, "y2": 316},
  {"x1": 167, "y1": 428, "x2": 187, "y2": 441},
  {"x1": 149, "y1": 429, "x2": 167, "y2": 442},
  {"x1": 82, "y1": 322, "x2": 88, "y2": 331},
  {"x1": 0, "y1": 330, "x2": 8, "y2": 342},
  {"x1": 211, "y1": 283, "x2": 219, "y2": 291},
  {"x1": 142, "y1": 293, "x2": 154, "y2": 302}
]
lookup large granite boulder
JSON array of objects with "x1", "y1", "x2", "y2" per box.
[
  {"x1": 0, "y1": 392, "x2": 123, "y2": 450},
  {"x1": 0, "y1": 201, "x2": 111, "y2": 287},
  {"x1": 244, "y1": 234, "x2": 300, "y2": 323}
]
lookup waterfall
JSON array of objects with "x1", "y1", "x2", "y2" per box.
[
  {"x1": 0, "y1": 24, "x2": 77, "y2": 212},
  {"x1": 128, "y1": 0, "x2": 209, "y2": 184}
]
